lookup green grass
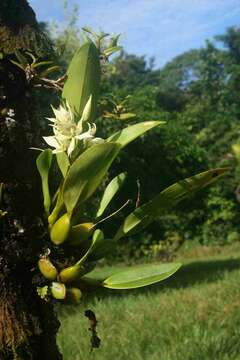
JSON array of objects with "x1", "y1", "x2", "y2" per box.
[{"x1": 57, "y1": 248, "x2": 240, "y2": 360}]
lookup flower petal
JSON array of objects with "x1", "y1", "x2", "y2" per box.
[
  {"x1": 43, "y1": 136, "x2": 60, "y2": 148},
  {"x1": 46, "y1": 117, "x2": 56, "y2": 123},
  {"x1": 75, "y1": 132, "x2": 93, "y2": 141},
  {"x1": 67, "y1": 137, "x2": 76, "y2": 156},
  {"x1": 76, "y1": 119, "x2": 83, "y2": 134}
]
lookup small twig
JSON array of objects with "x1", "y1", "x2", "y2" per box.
[
  {"x1": 135, "y1": 179, "x2": 141, "y2": 208},
  {"x1": 96, "y1": 199, "x2": 131, "y2": 226},
  {"x1": 34, "y1": 74, "x2": 67, "y2": 92}
]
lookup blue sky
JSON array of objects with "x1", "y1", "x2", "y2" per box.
[{"x1": 29, "y1": 0, "x2": 240, "y2": 68}]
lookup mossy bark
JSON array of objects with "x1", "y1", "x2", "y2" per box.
[{"x1": 0, "y1": 1, "x2": 62, "y2": 359}]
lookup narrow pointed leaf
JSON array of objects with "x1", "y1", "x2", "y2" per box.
[
  {"x1": 84, "y1": 266, "x2": 124, "y2": 282},
  {"x1": 119, "y1": 113, "x2": 136, "y2": 120},
  {"x1": 107, "y1": 121, "x2": 165, "y2": 148},
  {"x1": 104, "y1": 46, "x2": 122, "y2": 57},
  {"x1": 63, "y1": 143, "x2": 120, "y2": 214},
  {"x1": 102, "y1": 262, "x2": 181, "y2": 289},
  {"x1": 36, "y1": 149, "x2": 53, "y2": 215},
  {"x1": 62, "y1": 41, "x2": 100, "y2": 120},
  {"x1": 10, "y1": 60, "x2": 25, "y2": 71},
  {"x1": 32, "y1": 60, "x2": 53, "y2": 68},
  {"x1": 115, "y1": 167, "x2": 229, "y2": 240},
  {"x1": 96, "y1": 172, "x2": 127, "y2": 218},
  {"x1": 39, "y1": 65, "x2": 60, "y2": 77}
]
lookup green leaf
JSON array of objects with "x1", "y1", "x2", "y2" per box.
[
  {"x1": 232, "y1": 143, "x2": 240, "y2": 162},
  {"x1": 10, "y1": 60, "x2": 25, "y2": 71},
  {"x1": 84, "y1": 266, "x2": 124, "y2": 282},
  {"x1": 36, "y1": 149, "x2": 53, "y2": 215},
  {"x1": 107, "y1": 121, "x2": 165, "y2": 148},
  {"x1": 32, "y1": 60, "x2": 53, "y2": 69},
  {"x1": 63, "y1": 122, "x2": 163, "y2": 217},
  {"x1": 96, "y1": 172, "x2": 127, "y2": 218},
  {"x1": 115, "y1": 167, "x2": 229, "y2": 240},
  {"x1": 111, "y1": 34, "x2": 121, "y2": 46},
  {"x1": 56, "y1": 152, "x2": 70, "y2": 177},
  {"x1": 119, "y1": 113, "x2": 136, "y2": 120},
  {"x1": 26, "y1": 51, "x2": 37, "y2": 64},
  {"x1": 62, "y1": 41, "x2": 100, "y2": 120},
  {"x1": 39, "y1": 65, "x2": 60, "y2": 77},
  {"x1": 102, "y1": 262, "x2": 181, "y2": 289},
  {"x1": 82, "y1": 27, "x2": 98, "y2": 38},
  {"x1": 104, "y1": 46, "x2": 122, "y2": 57},
  {"x1": 63, "y1": 143, "x2": 120, "y2": 215}
]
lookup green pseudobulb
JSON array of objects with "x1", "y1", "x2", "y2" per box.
[
  {"x1": 38, "y1": 258, "x2": 58, "y2": 281},
  {"x1": 68, "y1": 222, "x2": 94, "y2": 246},
  {"x1": 66, "y1": 287, "x2": 82, "y2": 304},
  {"x1": 51, "y1": 282, "x2": 66, "y2": 300},
  {"x1": 50, "y1": 213, "x2": 71, "y2": 245}
]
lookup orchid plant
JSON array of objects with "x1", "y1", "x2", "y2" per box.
[{"x1": 35, "y1": 30, "x2": 228, "y2": 304}]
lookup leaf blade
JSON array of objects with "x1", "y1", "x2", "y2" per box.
[
  {"x1": 36, "y1": 149, "x2": 53, "y2": 215},
  {"x1": 107, "y1": 121, "x2": 165, "y2": 148},
  {"x1": 62, "y1": 41, "x2": 100, "y2": 120},
  {"x1": 56, "y1": 152, "x2": 70, "y2": 177},
  {"x1": 96, "y1": 172, "x2": 127, "y2": 218},
  {"x1": 115, "y1": 167, "x2": 229, "y2": 240},
  {"x1": 63, "y1": 143, "x2": 120, "y2": 214},
  {"x1": 102, "y1": 262, "x2": 181, "y2": 289}
]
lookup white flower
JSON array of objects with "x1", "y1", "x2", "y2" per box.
[{"x1": 43, "y1": 96, "x2": 104, "y2": 156}]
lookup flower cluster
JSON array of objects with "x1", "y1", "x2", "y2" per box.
[{"x1": 43, "y1": 96, "x2": 104, "y2": 157}]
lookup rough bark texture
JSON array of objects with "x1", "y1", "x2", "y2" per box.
[{"x1": 0, "y1": 1, "x2": 62, "y2": 359}]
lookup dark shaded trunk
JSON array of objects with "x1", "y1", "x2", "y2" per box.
[{"x1": 0, "y1": 1, "x2": 62, "y2": 358}]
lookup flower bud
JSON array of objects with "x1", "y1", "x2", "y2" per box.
[
  {"x1": 51, "y1": 282, "x2": 66, "y2": 300},
  {"x1": 38, "y1": 258, "x2": 58, "y2": 281},
  {"x1": 50, "y1": 213, "x2": 71, "y2": 245}
]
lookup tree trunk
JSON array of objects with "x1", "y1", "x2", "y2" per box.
[{"x1": 0, "y1": 1, "x2": 62, "y2": 358}]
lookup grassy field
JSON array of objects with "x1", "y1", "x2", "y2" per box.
[{"x1": 57, "y1": 245, "x2": 240, "y2": 360}]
